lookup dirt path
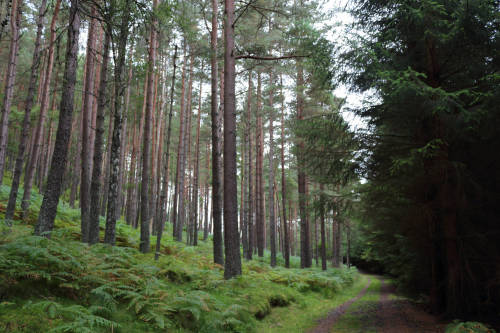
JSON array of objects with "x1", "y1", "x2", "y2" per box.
[
  {"x1": 377, "y1": 278, "x2": 443, "y2": 333},
  {"x1": 308, "y1": 277, "x2": 372, "y2": 333},
  {"x1": 310, "y1": 275, "x2": 444, "y2": 333}
]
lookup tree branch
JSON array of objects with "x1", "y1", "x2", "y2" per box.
[{"x1": 235, "y1": 54, "x2": 309, "y2": 60}]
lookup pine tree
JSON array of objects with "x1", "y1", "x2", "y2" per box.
[{"x1": 35, "y1": 0, "x2": 80, "y2": 236}]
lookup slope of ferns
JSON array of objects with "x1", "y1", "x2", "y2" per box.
[{"x1": 0, "y1": 184, "x2": 357, "y2": 332}]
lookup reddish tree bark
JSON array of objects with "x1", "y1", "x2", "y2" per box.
[
  {"x1": 183, "y1": 53, "x2": 194, "y2": 244},
  {"x1": 203, "y1": 142, "x2": 210, "y2": 241},
  {"x1": 81, "y1": 5, "x2": 98, "y2": 242},
  {"x1": 172, "y1": 42, "x2": 188, "y2": 240},
  {"x1": 211, "y1": 0, "x2": 224, "y2": 265},
  {"x1": 268, "y1": 70, "x2": 277, "y2": 267},
  {"x1": 297, "y1": 61, "x2": 311, "y2": 268},
  {"x1": 5, "y1": 0, "x2": 47, "y2": 221},
  {"x1": 245, "y1": 71, "x2": 253, "y2": 260},
  {"x1": 22, "y1": 0, "x2": 62, "y2": 216},
  {"x1": 191, "y1": 71, "x2": 203, "y2": 246},
  {"x1": 223, "y1": 0, "x2": 242, "y2": 279},
  {"x1": 155, "y1": 45, "x2": 178, "y2": 260},
  {"x1": 88, "y1": 31, "x2": 111, "y2": 245},
  {"x1": 0, "y1": 0, "x2": 21, "y2": 186}
]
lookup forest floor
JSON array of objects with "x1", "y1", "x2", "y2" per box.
[
  {"x1": 310, "y1": 274, "x2": 445, "y2": 333},
  {"x1": 0, "y1": 182, "x2": 359, "y2": 333}
]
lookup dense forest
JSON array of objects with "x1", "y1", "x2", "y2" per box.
[{"x1": 0, "y1": 0, "x2": 498, "y2": 332}]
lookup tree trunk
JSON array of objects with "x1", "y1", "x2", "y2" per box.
[
  {"x1": 182, "y1": 53, "x2": 194, "y2": 244},
  {"x1": 69, "y1": 113, "x2": 81, "y2": 208},
  {"x1": 5, "y1": 0, "x2": 47, "y2": 221},
  {"x1": 104, "y1": 0, "x2": 132, "y2": 245},
  {"x1": 155, "y1": 45, "x2": 178, "y2": 260},
  {"x1": 116, "y1": 48, "x2": 134, "y2": 221},
  {"x1": 320, "y1": 184, "x2": 327, "y2": 270},
  {"x1": 126, "y1": 87, "x2": 142, "y2": 225},
  {"x1": 211, "y1": 0, "x2": 224, "y2": 265},
  {"x1": 240, "y1": 142, "x2": 246, "y2": 253},
  {"x1": 21, "y1": 0, "x2": 61, "y2": 216},
  {"x1": 0, "y1": 0, "x2": 21, "y2": 186},
  {"x1": 346, "y1": 219, "x2": 350, "y2": 268},
  {"x1": 80, "y1": 5, "x2": 98, "y2": 243},
  {"x1": 268, "y1": 70, "x2": 276, "y2": 267},
  {"x1": 172, "y1": 41, "x2": 187, "y2": 240},
  {"x1": 100, "y1": 91, "x2": 115, "y2": 217},
  {"x1": 332, "y1": 217, "x2": 341, "y2": 267},
  {"x1": 149, "y1": 72, "x2": 160, "y2": 229},
  {"x1": 314, "y1": 208, "x2": 318, "y2": 266},
  {"x1": 246, "y1": 71, "x2": 254, "y2": 260},
  {"x1": 203, "y1": 143, "x2": 210, "y2": 241},
  {"x1": 154, "y1": 55, "x2": 166, "y2": 234},
  {"x1": 256, "y1": 72, "x2": 265, "y2": 257},
  {"x1": 191, "y1": 69, "x2": 203, "y2": 246},
  {"x1": 34, "y1": 0, "x2": 80, "y2": 236},
  {"x1": 139, "y1": 0, "x2": 158, "y2": 253},
  {"x1": 89, "y1": 26, "x2": 104, "y2": 172},
  {"x1": 223, "y1": 0, "x2": 242, "y2": 279},
  {"x1": 174, "y1": 46, "x2": 192, "y2": 242},
  {"x1": 280, "y1": 75, "x2": 289, "y2": 268},
  {"x1": 297, "y1": 61, "x2": 311, "y2": 268},
  {"x1": 117, "y1": 77, "x2": 130, "y2": 219},
  {"x1": 88, "y1": 31, "x2": 111, "y2": 245}
]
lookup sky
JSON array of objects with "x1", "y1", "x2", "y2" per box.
[{"x1": 323, "y1": 0, "x2": 370, "y2": 131}]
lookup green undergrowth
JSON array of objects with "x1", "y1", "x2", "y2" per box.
[
  {"x1": 445, "y1": 321, "x2": 496, "y2": 333},
  {"x1": 256, "y1": 274, "x2": 369, "y2": 332},
  {"x1": 0, "y1": 183, "x2": 358, "y2": 332}
]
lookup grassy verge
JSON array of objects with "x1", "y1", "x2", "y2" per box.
[{"x1": 256, "y1": 274, "x2": 369, "y2": 332}]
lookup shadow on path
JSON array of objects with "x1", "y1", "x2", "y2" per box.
[{"x1": 310, "y1": 275, "x2": 445, "y2": 333}]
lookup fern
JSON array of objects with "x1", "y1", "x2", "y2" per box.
[{"x1": 23, "y1": 300, "x2": 120, "y2": 333}]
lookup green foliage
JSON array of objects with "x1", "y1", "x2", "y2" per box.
[
  {"x1": 0, "y1": 181, "x2": 358, "y2": 332},
  {"x1": 445, "y1": 321, "x2": 496, "y2": 333},
  {"x1": 340, "y1": 0, "x2": 500, "y2": 318},
  {"x1": 23, "y1": 301, "x2": 119, "y2": 333}
]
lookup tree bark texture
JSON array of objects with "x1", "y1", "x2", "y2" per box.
[
  {"x1": 191, "y1": 71, "x2": 203, "y2": 246},
  {"x1": 172, "y1": 41, "x2": 187, "y2": 240},
  {"x1": 104, "y1": 0, "x2": 132, "y2": 245},
  {"x1": 0, "y1": 0, "x2": 21, "y2": 186},
  {"x1": 5, "y1": 0, "x2": 47, "y2": 221},
  {"x1": 35, "y1": 0, "x2": 80, "y2": 237},
  {"x1": 256, "y1": 72, "x2": 264, "y2": 257},
  {"x1": 140, "y1": 0, "x2": 158, "y2": 253},
  {"x1": 21, "y1": 0, "x2": 62, "y2": 216},
  {"x1": 245, "y1": 71, "x2": 253, "y2": 260},
  {"x1": 280, "y1": 76, "x2": 289, "y2": 268},
  {"x1": 268, "y1": 70, "x2": 276, "y2": 267},
  {"x1": 88, "y1": 31, "x2": 111, "y2": 245},
  {"x1": 155, "y1": 45, "x2": 177, "y2": 260},
  {"x1": 297, "y1": 62, "x2": 311, "y2": 268},
  {"x1": 211, "y1": 0, "x2": 224, "y2": 265},
  {"x1": 223, "y1": 0, "x2": 242, "y2": 279},
  {"x1": 80, "y1": 5, "x2": 98, "y2": 242}
]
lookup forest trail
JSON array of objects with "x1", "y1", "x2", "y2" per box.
[{"x1": 310, "y1": 275, "x2": 444, "y2": 333}]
